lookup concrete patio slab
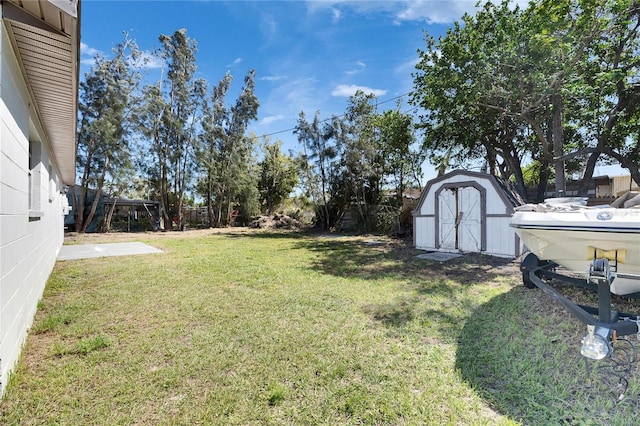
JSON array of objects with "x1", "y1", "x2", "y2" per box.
[
  {"x1": 415, "y1": 252, "x2": 463, "y2": 262},
  {"x1": 57, "y1": 242, "x2": 163, "y2": 261}
]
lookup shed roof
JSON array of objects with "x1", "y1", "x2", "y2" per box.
[
  {"x1": 3, "y1": 0, "x2": 80, "y2": 185},
  {"x1": 414, "y1": 170, "x2": 525, "y2": 214}
]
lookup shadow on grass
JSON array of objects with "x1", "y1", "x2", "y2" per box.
[
  {"x1": 222, "y1": 230, "x2": 308, "y2": 239},
  {"x1": 289, "y1": 233, "x2": 517, "y2": 283},
  {"x1": 455, "y1": 286, "x2": 640, "y2": 425}
]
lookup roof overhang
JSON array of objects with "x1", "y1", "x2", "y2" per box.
[{"x1": 2, "y1": 0, "x2": 80, "y2": 185}]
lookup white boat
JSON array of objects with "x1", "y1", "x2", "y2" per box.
[{"x1": 510, "y1": 193, "x2": 640, "y2": 295}]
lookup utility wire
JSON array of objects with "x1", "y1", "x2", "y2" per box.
[{"x1": 258, "y1": 91, "x2": 415, "y2": 139}]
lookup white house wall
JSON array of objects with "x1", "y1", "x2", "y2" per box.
[{"x1": 0, "y1": 20, "x2": 65, "y2": 396}]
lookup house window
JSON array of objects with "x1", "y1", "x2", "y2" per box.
[{"x1": 28, "y1": 140, "x2": 43, "y2": 219}]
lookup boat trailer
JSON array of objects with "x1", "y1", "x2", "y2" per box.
[{"x1": 520, "y1": 252, "x2": 640, "y2": 360}]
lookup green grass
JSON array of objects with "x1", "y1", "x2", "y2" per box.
[{"x1": 1, "y1": 230, "x2": 639, "y2": 425}]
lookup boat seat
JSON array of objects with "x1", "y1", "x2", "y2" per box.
[{"x1": 611, "y1": 191, "x2": 640, "y2": 208}]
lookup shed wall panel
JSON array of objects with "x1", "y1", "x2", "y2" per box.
[
  {"x1": 485, "y1": 217, "x2": 518, "y2": 257},
  {"x1": 414, "y1": 216, "x2": 436, "y2": 249}
]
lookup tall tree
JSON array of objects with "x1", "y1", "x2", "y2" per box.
[
  {"x1": 76, "y1": 35, "x2": 141, "y2": 232},
  {"x1": 258, "y1": 139, "x2": 299, "y2": 215},
  {"x1": 294, "y1": 111, "x2": 337, "y2": 230},
  {"x1": 136, "y1": 84, "x2": 171, "y2": 228},
  {"x1": 569, "y1": 0, "x2": 640, "y2": 194},
  {"x1": 139, "y1": 29, "x2": 205, "y2": 230},
  {"x1": 411, "y1": 1, "x2": 532, "y2": 197},
  {"x1": 412, "y1": 0, "x2": 640, "y2": 200},
  {"x1": 373, "y1": 104, "x2": 422, "y2": 205},
  {"x1": 333, "y1": 90, "x2": 381, "y2": 229},
  {"x1": 198, "y1": 70, "x2": 259, "y2": 227},
  {"x1": 198, "y1": 72, "x2": 232, "y2": 227}
]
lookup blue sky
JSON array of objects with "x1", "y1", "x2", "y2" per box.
[
  {"x1": 80, "y1": 0, "x2": 496, "y2": 183},
  {"x1": 81, "y1": 0, "x2": 623, "y2": 182}
]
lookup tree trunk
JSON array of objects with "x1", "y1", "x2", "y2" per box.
[
  {"x1": 159, "y1": 164, "x2": 172, "y2": 231},
  {"x1": 214, "y1": 190, "x2": 224, "y2": 228},
  {"x1": 102, "y1": 198, "x2": 118, "y2": 232},
  {"x1": 535, "y1": 160, "x2": 551, "y2": 203},
  {"x1": 577, "y1": 152, "x2": 600, "y2": 196},
  {"x1": 206, "y1": 175, "x2": 213, "y2": 227},
  {"x1": 74, "y1": 186, "x2": 86, "y2": 232},
  {"x1": 81, "y1": 158, "x2": 110, "y2": 233},
  {"x1": 81, "y1": 187, "x2": 102, "y2": 233},
  {"x1": 552, "y1": 91, "x2": 566, "y2": 196}
]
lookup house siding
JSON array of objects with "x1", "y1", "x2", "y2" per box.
[{"x1": 0, "y1": 19, "x2": 65, "y2": 396}]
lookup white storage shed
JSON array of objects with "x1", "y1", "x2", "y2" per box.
[{"x1": 413, "y1": 170, "x2": 524, "y2": 258}]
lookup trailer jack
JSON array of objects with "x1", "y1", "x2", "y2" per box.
[{"x1": 520, "y1": 252, "x2": 640, "y2": 360}]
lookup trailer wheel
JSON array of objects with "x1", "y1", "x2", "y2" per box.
[
  {"x1": 521, "y1": 252, "x2": 541, "y2": 289},
  {"x1": 522, "y1": 272, "x2": 537, "y2": 289}
]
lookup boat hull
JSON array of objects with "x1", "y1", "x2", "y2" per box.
[{"x1": 511, "y1": 208, "x2": 640, "y2": 295}]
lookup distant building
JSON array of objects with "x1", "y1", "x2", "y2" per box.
[
  {"x1": 0, "y1": 0, "x2": 80, "y2": 396},
  {"x1": 65, "y1": 186, "x2": 162, "y2": 232},
  {"x1": 593, "y1": 175, "x2": 640, "y2": 198}
]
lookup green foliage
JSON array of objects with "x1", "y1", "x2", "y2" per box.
[
  {"x1": 258, "y1": 140, "x2": 298, "y2": 214},
  {"x1": 294, "y1": 111, "x2": 338, "y2": 230},
  {"x1": 145, "y1": 29, "x2": 206, "y2": 230},
  {"x1": 234, "y1": 161, "x2": 261, "y2": 224},
  {"x1": 76, "y1": 34, "x2": 141, "y2": 232},
  {"x1": 295, "y1": 91, "x2": 422, "y2": 231},
  {"x1": 411, "y1": 0, "x2": 640, "y2": 200},
  {"x1": 373, "y1": 206, "x2": 400, "y2": 234},
  {"x1": 521, "y1": 161, "x2": 554, "y2": 188},
  {"x1": 374, "y1": 106, "x2": 423, "y2": 199},
  {"x1": 197, "y1": 72, "x2": 260, "y2": 227}
]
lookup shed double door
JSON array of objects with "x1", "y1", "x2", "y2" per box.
[{"x1": 439, "y1": 186, "x2": 481, "y2": 252}]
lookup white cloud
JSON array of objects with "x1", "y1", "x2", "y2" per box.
[
  {"x1": 80, "y1": 58, "x2": 96, "y2": 67},
  {"x1": 331, "y1": 7, "x2": 342, "y2": 23},
  {"x1": 305, "y1": 1, "x2": 531, "y2": 25},
  {"x1": 261, "y1": 115, "x2": 285, "y2": 125},
  {"x1": 396, "y1": 0, "x2": 532, "y2": 24},
  {"x1": 260, "y1": 76, "x2": 323, "y2": 123},
  {"x1": 260, "y1": 13, "x2": 278, "y2": 40},
  {"x1": 227, "y1": 57, "x2": 243, "y2": 68},
  {"x1": 331, "y1": 84, "x2": 387, "y2": 97},
  {"x1": 396, "y1": 1, "x2": 472, "y2": 24},
  {"x1": 80, "y1": 42, "x2": 99, "y2": 57},
  {"x1": 345, "y1": 61, "x2": 366, "y2": 75},
  {"x1": 261, "y1": 75, "x2": 286, "y2": 82},
  {"x1": 131, "y1": 50, "x2": 164, "y2": 70}
]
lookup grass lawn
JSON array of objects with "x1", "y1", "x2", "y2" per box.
[{"x1": 1, "y1": 229, "x2": 640, "y2": 425}]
